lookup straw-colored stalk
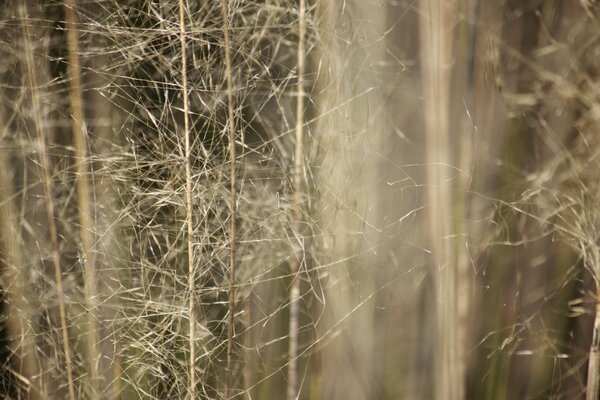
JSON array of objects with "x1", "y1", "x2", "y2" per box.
[
  {"x1": 64, "y1": 1, "x2": 101, "y2": 396},
  {"x1": 288, "y1": 1, "x2": 306, "y2": 399},
  {"x1": 419, "y1": 0, "x2": 463, "y2": 399},
  {"x1": 587, "y1": 258, "x2": 600, "y2": 400},
  {"x1": 0, "y1": 152, "x2": 45, "y2": 399},
  {"x1": 20, "y1": 4, "x2": 76, "y2": 399},
  {"x1": 178, "y1": 0, "x2": 196, "y2": 397},
  {"x1": 220, "y1": 0, "x2": 239, "y2": 392},
  {"x1": 587, "y1": 293, "x2": 600, "y2": 400}
]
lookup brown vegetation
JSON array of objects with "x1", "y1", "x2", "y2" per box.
[{"x1": 0, "y1": 1, "x2": 599, "y2": 399}]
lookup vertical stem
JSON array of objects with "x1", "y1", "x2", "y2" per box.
[
  {"x1": 64, "y1": 1, "x2": 100, "y2": 396},
  {"x1": 178, "y1": 1, "x2": 195, "y2": 398},
  {"x1": 45, "y1": 165, "x2": 76, "y2": 400},
  {"x1": 221, "y1": 0, "x2": 238, "y2": 388},
  {"x1": 0, "y1": 152, "x2": 45, "y2": 399},
  {"x1": 586, "y1": 289, "x2": 600, "y2": 400},
  {"x1": 20, "y1": 4, "x2": 76, "y2": 399},
  {"x1": 288, "y1": 1, "x2": 306, "y2": 399},
  {"x1": 419, "y1": 1, "x2": 462, "y2": 399}
]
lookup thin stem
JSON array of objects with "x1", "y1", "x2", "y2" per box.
[
  {"x1": 20, "y1": 3, "x2": 76, "y2": 399},
  {"x1": 64, "y1": 1, "x2": 100, "y2": 395},
  {"x1": 178, "y1": 1, "x2": 196, "y2": 398},
  {"x1": 288, "y1": 1, "x2": 306, "y2": 399},
  {"x1": 586, "y1": 289, "x2": 600, "y2": 400},
  {"x1": 0, "y1": 152, "x2": 44, "y2": 399},
  {"x1": 221, "y1": 0, "x2": 238, "y2": 387}
]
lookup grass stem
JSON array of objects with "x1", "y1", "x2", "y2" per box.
[
  {"x1": 419, "y1": 1, "x2": 462, "y2": 398},
  {"x1": 64, "y1": 1, "x2": 101, "y2": 395},
  {"x1": 178, "y1": 1, "x2": 196, "y2": 398},
  {"x1": 220, "y1": 0, "x2": 239, "y2": 392},
  {"x1": 20, "y1": 4, "x2": 76, "y2": 398},
  {"x1": 288, "y1": 1, "x2": 306, "y2": 399},
  {"x1": 586, "y1": 290, "x2": 600, "y2": 400}
]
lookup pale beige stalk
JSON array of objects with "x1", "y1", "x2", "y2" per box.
[
  {"x1": 288, "y1": 1, "x2": 306, "y2": 399},
  {"x1": 20, "y1": 4, "x2": 76, "y2": 398},
  {"x1": 418, "y1": 1, "x2": 463, "y2": 399},
  {"x1": 64, "y1": 1, "x2": 101, "y2": 396},
  {"x1": 0, "y1": 148, "x2": 45, "y2": 399},
  {"x1": 220, "y1": 0, "x2": 239, "y2": 392},
  {"x1": 178, "y1": 1, "x2": 196, "y2": 398},
  {"x1": 587, "y1": 285, "x2": 600, "y2": 400},
  {"x1": 581, "y1": 247, "x2": 600, "y2": 400}
]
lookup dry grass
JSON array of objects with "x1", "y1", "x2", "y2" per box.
[{"x1": 0, "y1": 1, "x2": 600, "y2": 399}]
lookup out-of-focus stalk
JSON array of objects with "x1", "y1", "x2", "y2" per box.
[
  {"x1": 0, "y1": 146, "x2": 45, "y2": 399},
  {"x1": 586, "y1": 289, "x2": 600, "y2": 400},
  {"x1": 288, "y1": 1, "x2": 306, "y2": 399},
  {"x1": 418, "y1": 1, "x2": 462, "y2": 399},
  {"x1": 20, "y1": 3, "x2": 76, "y2": 398}
]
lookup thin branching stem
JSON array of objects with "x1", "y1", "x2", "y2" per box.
[
  {"x1": 288, "y1": 1, "x2": 306, "y2": 399},
  {"x1": 178, "y1": 0, "x2": 196, "y2": 398}
]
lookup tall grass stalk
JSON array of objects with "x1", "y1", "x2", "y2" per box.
[
  {"x1": 587, "y1": 294, "x2": 600, "y2": 400},
  {"x1": 419, "y1": 1, "x2": 462, "y2": 398},
  {"x1": 20, "y1": 4, "x2": 76, "y2": 399},
  {"x1": 177, "y1": 0, "x2": 196, "y2": 397},
  {"x1": 64, "y1": 1, "x2": 100, "y2": 395},
  {"x1": 0, "y1": 149, "x2": 45, "y2": 399},
  {"x1": 288, "y1": 0, "x2": 306, "y2": 399},
  {"x1": 220, "y1": 0, "x2": 238, "y2": 388}
]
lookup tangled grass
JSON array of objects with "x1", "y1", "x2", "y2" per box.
[{"x1": 1, "y1": 1, "x2": 600, "y2": 399}]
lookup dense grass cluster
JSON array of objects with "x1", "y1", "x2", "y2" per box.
[{"x1": 1, "y1": 1, "x2": 600, "y2": 399}]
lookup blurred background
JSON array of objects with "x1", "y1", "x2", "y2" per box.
[{"x1": 1, "y1": 0, "x2": 599, "y2": 399}]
